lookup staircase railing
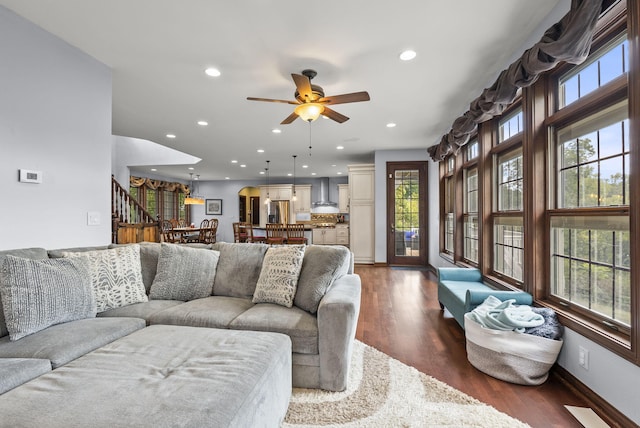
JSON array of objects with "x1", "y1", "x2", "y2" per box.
[{"x1": 111, "y1": 175, "x2": 159, "y2": 244}]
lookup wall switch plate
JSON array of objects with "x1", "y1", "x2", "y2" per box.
[
  {"x1": 87, "y1": 211, "x2": 101, "y2": 226},
  {"x1": 578, "y1": 346, "x2": 589, "y2": 370},
  {"x1": 18, "y1": 169, "x2": 42, "y2": 183}
]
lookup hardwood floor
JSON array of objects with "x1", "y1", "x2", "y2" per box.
[{"x1": 354, "y1": 265, "x2": 591, "y2": 428}]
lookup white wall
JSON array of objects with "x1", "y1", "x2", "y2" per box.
[{"x1": 0, "y1": 6, "x2": 112, "y2": 250}]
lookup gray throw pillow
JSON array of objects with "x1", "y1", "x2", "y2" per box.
[
  {"x1": 0, "y1": 248, "x2": 49, "y2": 339},
  {"x1": 150, "y1": 243, "x2": 220, "y2": 301},
  {"x1": 294, "y1": 245, "x2": 351, "y2": 313},
  {"x1": 212, "y1": 243, "x2": 269, "y2": 298},
  {"x1": 0, "y1": 255, "x2": 97, "y2": 341},
  {"x1": 64, "y1": 245, "x2": 148, "y2": 312},
  {"x1": 253, "y1": 245, "x2": 306, "y2": 308}
]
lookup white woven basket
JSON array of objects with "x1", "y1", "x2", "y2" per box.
[{"x1": 464, "y1": 313, "x2": 563, "y2": 385}]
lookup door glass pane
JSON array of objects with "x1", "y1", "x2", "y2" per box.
[{"x1": 394, "y1": 169, "x2": 420, "y2": 257}]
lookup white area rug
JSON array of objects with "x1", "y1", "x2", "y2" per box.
[{"x1": 284, "y1": 340, "x2": 530, "y2": 427}]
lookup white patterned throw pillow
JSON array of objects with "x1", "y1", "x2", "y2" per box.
[
  {"x1": 253, "y1": 245, "x2": 306, "y2": 308},
  {"x1": 64, "y1": 245, "x2": 148, "y2": 312}
]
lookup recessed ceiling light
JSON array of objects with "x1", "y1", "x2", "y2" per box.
[
  {"x1": 166, "y1": 134, "x2": 176, "y2": 139},
  {"x1": 240, "y1": 164, "x2": 246, "y2": 168},
  {"x1": 331, "y1": 164, "x2": 337, "y2": 167},
  {"x1": 311, "y1": 172, "x2": 317, "y2": 176},
  {"x1": 205, "y1": 67, "x2": 221, "y2": 77},
  {"x1": 225, "y1": 177, "x2": 230, "y2": 180},
  {"x1": 257, "y1": 149, "x2": 265, "y2": 153},
  {"x1": 386, "y1": 123, "x2": 397, "y2": 128},
  {"x1": 302, "y1": 165, "x2": 308, "y2": 169},
  {"x1": 197, "y1": 121, "x2": 208, "y2": 126},
  {"x1": 259, "y1": 171, "x2": 265, "y2": 175},
  {"x1": 399, "y1": 50, "x2": 417, "y2": 61},
  {"x1": 188, "y1": 167, "x2": 195, "y2": 170},
  {"x1": 287, "y1": 173, "x2": 292, "y2": 177},
  {"x1": 150, "y1": 168, "x2": 157, "y2": 172},
  {"x1": 231, "y1": 160, "x2": 238, "y2": 164},
  {"x1": 336, "y1": 146, "x2": 344, "y2": 150},
  {"x1": 272, "y1": 129, "x2": 282, "y2": 134},
  {"x1": 337, "y1": 172, "x2": 343, "y2": 175}
]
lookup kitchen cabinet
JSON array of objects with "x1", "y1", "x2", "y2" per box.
[
  {"x1": 338, "y1": 184, "x2": 349, "y2": 213},
  {"x1": 312, "y1": 228, "x2": 337, "y2": 245},
  {"x1": 336, "y1": 224, "x2": 349, "y2": 246},
  {"x1": 348, "y1": 164, "x2": 374, "y2": 263},
  {"x1": 293, "y1": 185, "x2": 311, "y2": 214}
]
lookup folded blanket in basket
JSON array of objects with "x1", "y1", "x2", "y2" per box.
[{"x1": 467, "y1": 295, "x2": 544, "y2": 333}]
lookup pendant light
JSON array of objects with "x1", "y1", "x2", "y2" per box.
[
  {"x1": 185, "y1": 173, "x2": 204, "y2": 205},
  {"x1": 264, "y1": 160, "x2": 271, "y2": 205},
  {"x1": 291, "y1": 155, "x2": 298, "y2": 202}
]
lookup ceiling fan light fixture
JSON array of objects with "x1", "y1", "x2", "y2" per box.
[{"x1": 295, "y1": 103, "x2": 324, "y2": 122}]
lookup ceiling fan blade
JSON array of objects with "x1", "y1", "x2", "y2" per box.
[
  {"x1": 281, "y1": 112, "x2": 299, "y2": 125},
  {"x1": 318, "y1": 91, "x2": 370, "y2": 105},
  {"x1": 291, "y1": 74, "x2": 313, "y2": 100},
  {"x1": 322, "y1": 107, "x2": 349, "y2": 123},
  {"x1": 247, "y1": 97, "x2": 299, "y2": 105}
]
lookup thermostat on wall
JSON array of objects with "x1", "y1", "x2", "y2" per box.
[{"x1": 19, "y1": 169, "x2": 43, "y2": 184}]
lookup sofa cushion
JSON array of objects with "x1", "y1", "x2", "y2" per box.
[
  {"x1": 0, "y1": 358, "x2": 52, "y2": 395},
  {"x1": 0, "y1": 256, "x2": 97, "y2": 341},
  {"x1": 149, "y1": 296, "x2": 254, "y2": 328},
  {"x1": 63, "y1": 245, "x2": 148, "y2": 312},
  {"x1": 0, "y1": 317, "x2": 145, "y2": 369},
  {"x1": 0, "y1": 326, "x2": 292, "y2": 428},
  {"x1": 294, "y1": 245, "x2": 351, "y2": 313},
  {"x1": 212, "y1": 243, "x2": 269, "y2": 298},
  {"x1": 253, "y1": 245, "x2": 306, "y2": 308},
  {"x1": 97, "y1": 300, "x2": 184, "y2": 325},
  {"x1": 230, "y1": 303, "x2": 318, "y2": 354},
  {"x1": 0, "y1": 248, "x2": 50, "y2": 339},
  {"x1": 149, "y1": 244, "x2": 219, "y2": 301}
]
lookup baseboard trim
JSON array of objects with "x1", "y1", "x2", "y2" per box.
[{"x1": 551, "y1": 365, "x2": 635, "y2": 428}]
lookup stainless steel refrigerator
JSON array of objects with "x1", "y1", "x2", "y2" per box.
[{"x1": 267, "y1": 200, "x2": 289, "y2": 224}]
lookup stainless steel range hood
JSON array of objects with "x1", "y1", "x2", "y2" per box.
[{"x1": 311, "y1": 178, "x2": 339, "y2": 213}]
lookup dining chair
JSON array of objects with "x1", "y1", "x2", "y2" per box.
[
  {"x1": 203, "y1": 219, "x2": 218, "y2": 244},
  {"x1": 286, "y1": 223, "x2": 307, "y2": 245},
  {"x1": 233, "y1": 222, "x2": 249, "y2": 243},
  {"x1": 161, "y1": 220, "x2": 177, "y2": 243},
  {"x1": 265, "y1": 223, "x2": 286, "y2": 245},
  {"x1": 185, "y1": 219, "x2": 209, "y2": 243},
  {"x1": 245, "y1": 223, "x2": 266, "y2": 244}
]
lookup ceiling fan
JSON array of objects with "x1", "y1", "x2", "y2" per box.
[{"x1": 247, "y1": 69, "x2": 370, "y2": 124}]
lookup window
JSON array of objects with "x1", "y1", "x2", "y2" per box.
[
  {"x1": 129, "y1": 176, "x2": 189, "y2": 224},
  {"x1": 493, "y1": 141, "x2": 524, "y2": 284},
  {"x1": 463, "y1": 140, "x2": 479, "y2": 263},
  {"x1": 441, "y1": 156, "x2": 455, "y2": 256},
  {"x1": 463, "y1": 167, "x2": 478, "y2": 263},
  {"x1": 559, "y1": 35, "x2": 629, "y2": 108},
  {"x1": 550, "y1": 101, "x2": 630, "y2": 333},
  {"x1": 498, "y1": 108, "x2": 523, "y2": 143}
]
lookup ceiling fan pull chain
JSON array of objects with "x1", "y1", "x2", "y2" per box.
[{"x1": 308, "y1": 122, "x2": 312, "y2": 156}]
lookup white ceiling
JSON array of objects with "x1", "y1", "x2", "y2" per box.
[{"x1": 1, "y1": 0, "x2": 565, "y2": 181}]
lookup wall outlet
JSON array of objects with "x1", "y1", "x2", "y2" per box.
[{"x1": 578, "y1": 346, "x2": 589, "y2": 370}]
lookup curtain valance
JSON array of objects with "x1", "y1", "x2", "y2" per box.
[
  {"x1": 427, "y1": 0, "x2": 603, "y2": 162},
  {"x1": 130, "y1": 176, "x2": 190, "y2": 193}
]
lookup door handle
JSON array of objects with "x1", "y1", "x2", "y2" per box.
[{"x1": 390, "y1": 225, "x2": 395, "y2": 233}]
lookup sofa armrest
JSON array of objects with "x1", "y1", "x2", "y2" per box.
[
  {"x1": 464, "y1": 289, "x2": 533, "y2": 313},
  {"x1": 437, "y1": 267, "x2": 482, "y2": 282},
  {"x1": 317, "y1": 274, "x2": 361, "y2": 391}
]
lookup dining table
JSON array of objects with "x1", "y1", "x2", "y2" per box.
[{"x1": 172, "y1": 227, "x2": 202, "y2": 243}]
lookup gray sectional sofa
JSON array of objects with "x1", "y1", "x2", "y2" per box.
[{"x1": 0, "y1": 241, "x2": 361, "y2": 427}]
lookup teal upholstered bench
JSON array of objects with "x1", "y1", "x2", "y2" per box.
[{"x1": 436, "y1": 267, "x2": 532, "y2": 329}]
